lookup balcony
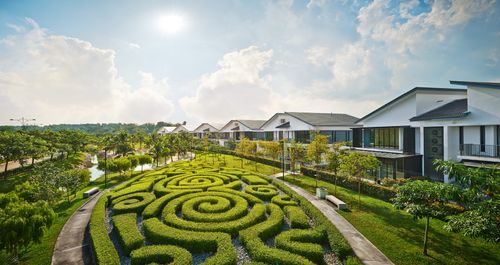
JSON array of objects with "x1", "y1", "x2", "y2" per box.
[{"x1": 459, "y1": 144, "x2": 500, "y2": 162}]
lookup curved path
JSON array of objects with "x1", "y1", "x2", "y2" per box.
[{"x1": 270, "y1": 172, "x2": 394, "y2": 265}]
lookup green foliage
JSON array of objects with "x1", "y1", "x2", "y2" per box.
[
  {"x1": 244, "y1": 185, "x2": 279, "y2": 201},
  {"x1": 142, "y1": 190, "x2": 201, "y2": 219},
  {"x1": 306, "y1": 134, "x2": 328, "y2": 165},
  {"x1": 109, "y1": 180, "x2": 154, "y2": 201},
  {"x1": 275, "y1": 228, "x2": 326, "y2": 264},
  {"x1": 0, "y1": 192, "x2": 56, "y2": 257},
  {"x1": 284, "y1": 205, "x2": 310, "y2": 229},
  {"x1": 288, "y1": 140, "x2": 306, "y2": 173},
  {"x1": 271, "y1": 194, "x2": 298, "y2": 207},
  {"x1": 89, "y1": 193, "x2": 120, "y2": 265},
  {"x1": 130, "y1": 245, "x2": 192, "y2": 265},
  {"x1": 111, "y1": 192, "x2": 156, "y2": 214},
  {"x1": 112, "y1": 213, "x2": 144, "y2": 255},
  {"x1": 241, "y1": 174, "x2": 269, "y2": 185}
]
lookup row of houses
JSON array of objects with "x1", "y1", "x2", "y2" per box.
[{"x1": 160, "y1": 80, "x2": 500, "y2": 183}]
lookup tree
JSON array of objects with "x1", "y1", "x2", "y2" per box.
[
  {"x1": 127, "y1": 155, "x2": 139, "y2": 175},
  {"x1": 56, "y1": 169, "x2": 90, "y2": 203},
  {"x1": 288, "y1": 140, "x2": 306, "y2": 174},
  {"x1": 235, "y1": 137, "x2": 253, "y2": 168},
  {"x1": 259, "y1": 141, "x2": 281, "y2": 160},
  {"x1": 28, "y1": 163, "x2": 66, "y2": 205},
  {"x1": 147, "y1": 133, "x2": 165, "y2": 167},
  {"x1": 306, "y1": 133, "x2": 329, "y2": 187},
  {"x1": 0, "y1": 131, "x2": 25, "y2": 176},
  {"x1": 137, "y1": 154, "x2": 153, "y2": 172},
  {"x1": 434, "y1": 160, "x2": 500, "y2": 242},
  {"x1": 339, "y1": 151, "x2": 380, "y2": 205},
  {"x1": 326, "y1": 142, "x2": 347, "y2": 195},
  {"x1": 114, "y1": 157, "x2": 132, "y2": 176},
  {"x1": 113, "y1": 130, "x2": 133, "y2": 156},
  {"x1": 0, "y1": 192, "x2": 56, "y2": 260},
  {"x1": 393, "y1": 180, "x2": 459, "y2": 255}
]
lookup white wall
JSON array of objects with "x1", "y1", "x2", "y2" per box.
[
  {"x1": 415, "y1": 127, "x2": 421, "y2": 154},
  {"x1": 415, "y1": 91, "x2": 466, "y2": 115},
  {"x1": 361, "y1": 94, "x2": 416, "y2": 127},
  {"x1": 464, "y1": 126, "x2": 480, "y2": 144},
  {"x1": 446, "y1": 126, "x2": 460, "y2": 161},
  {"x1": 261, "y1": 113, "x2": 314, "y2": 132},
  {"x1": 467, "y1": 86, "x2": 500, "y2": 125}
]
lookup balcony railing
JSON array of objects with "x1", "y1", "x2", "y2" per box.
[{"x1": 460, "y1": 144, "x2": 500, "y2": 158}]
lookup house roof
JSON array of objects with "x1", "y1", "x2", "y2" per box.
[
  {"x1": 356, "y1": 87, "x2": 467, "y2": 123},
  {"x1": 238, "y1": 120, "x2": 266, "y2": 130},
  {"x1": 275, "y1": 121, "x2": 290, "y2": 128},
  {"x1": 450, "y1": 80, "x2": 500, "y2": 89},
  {"x1": 285, "y1": 112, "x2": 359, "y2": 126},
  {"x1": 410, "y1": 98, "x2": 469, "y2": 121}
]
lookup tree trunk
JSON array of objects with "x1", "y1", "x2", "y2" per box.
[
  {"x1": 358, "y1": 179, "x2": 361, "y2": 207},
  {"x1": 3, "y1": 160, "x2": 8, "y2": 180},
  {"x1": 334, "y1": 172, "x2": 338, "y2": 196},
  {"x1": 423, "y1": 216, "x2": 430, "y2": 255},
  {"x1": 50, "y1": 153, "x2": 54, "y2": 160},
  {"x1": 32, "y1": 157, "x2": 35, "y2": 165},
  {"x1": 141, "y1": 165, "x2": 144, "y2": 173}
]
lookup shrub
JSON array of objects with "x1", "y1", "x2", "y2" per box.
[
  {"x1": 112, "y1": 213, "x2": 144, "y2": 255},
  {"x1": 272, "y1": 180, "x2": 353, "y2": 260},
  {"x1": 222, "y1": 180, "x2": 242, "y2": 190},
  {"x1": 345, "y1": 256, "x2": 364, "y2": 265},
  {"x1": 154, "y1": 172, "x2": 238, "y2": 194},
  {"x1": 130, "y1": 245, "x2": 192, "y2": 265},
  {"x1": 89, "y1": 193, "x2": 120, "y2": 265},
  {"x1": 271, "y1": 195, "x2": 298, "y2": 207},
  {"x1": 108, "y1": 181, "x2": 154, "y2": 201},
  {"x1": 111, "y1": 192, "x2": 156, "y2": 215},
  {"x1": 142, "y1": 218, "x2": 236, "y2": 265},
  {"x1": 241, "y1": 175, "x2": 269, "y2": 185},
  {"x1": 284, "y1": 206, "x2": 310, "y2": 229},
  {"x1": 207, "y1": 187, "x2": 262, "y2": 205},
  {"x1": 275, "y1": 229, "x2": 326, "y2": 264},
  {"x1": 142, "y1": 190, "x2": 201, "y2": 219},
  {"x1": 239, "y1": 203, "x2": 315, "y2": 265},
  {"x1": 244, "y1": 185, "x2": 279, "y2": 201}
]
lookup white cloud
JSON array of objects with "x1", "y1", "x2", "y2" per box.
[
  {"x1": 6, "y1": 23, "x2": 25, "y2": 33},
  {"x1": 0, "y1": 18, "x2": 173, "y2": 124},
  {"x1": 128, "y1": 42, "x2": 140, "y2": 49},
  {"x1": 307, "y1": 0, "x2": 327, "y2": 9},
  {"x1": 306, "y1": 46, "x2": 332, "y2": 66},
  {"x1": 180, "y1": 46, "x2": 274, "y2": 123}
]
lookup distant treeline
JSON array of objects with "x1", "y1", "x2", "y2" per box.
[{"x1": 0, "y1": 121, "x2": 179, "y2": 134}]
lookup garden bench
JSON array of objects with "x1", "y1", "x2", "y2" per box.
[
  {"x1": 326, "y1": 195, "x2": 347, "y2": 210},
  {"x1": 83, "y1": 187, "x2": 99, "y2": 198}
]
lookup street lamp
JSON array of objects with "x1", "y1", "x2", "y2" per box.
[{"x1": 10, "y1": 117, "x2": 36, "y2": 131}]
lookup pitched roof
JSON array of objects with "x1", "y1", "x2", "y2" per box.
[
  {"x1": 410, "y1": 98, "x2": 469, "y2": 121},
  {"x1": 450, "y1": 81, "x2": 500, "y2": 89},
  {"x1": 356, "y1": 87, "x2": 467, "y2": 123},
  {"x1": 238, "y1": 120, "x2": 266, "y2": 130},
  {"x1": 285, "y1": 112, "x2": 359, "y2": 126},
  {"x1": 276, "y1": 121, "x2": 290, "y2": 128}
]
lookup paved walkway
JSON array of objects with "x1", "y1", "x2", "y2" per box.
[
  {"x1": 51, "y1": 153, "x2": 195, "y2": 265},
  {"x1": 270, "y1": 173, "x2": 394, "y2": 265},
  {"x1": 51, "y1": 192, "x2": 102, "y2": 265}
]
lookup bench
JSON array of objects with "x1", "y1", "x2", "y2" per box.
[
  {"x1": 83, "y1": 187, "x2": 99, "y2": 198},
  {"x1": 326, "y1": 195, "x2": 347, "y2": 210}
]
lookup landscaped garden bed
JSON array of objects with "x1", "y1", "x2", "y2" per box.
[{"x1": 90, "y1": 157, "x2": 357, "y2": 265}]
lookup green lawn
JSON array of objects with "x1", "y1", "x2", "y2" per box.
[{"x1": 282, "y1": 174, "x2": 500, "y2": 265}]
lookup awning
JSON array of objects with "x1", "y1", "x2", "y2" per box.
[
  {"x1": 276, "y1": 121, "x2": 290, "y2": 129},
  {"x1": 231, "y1": 126, "x2": 240, "y2": 131},
  {"x1": 353, "y1": 149, "x2": 421, "y2": 159}
]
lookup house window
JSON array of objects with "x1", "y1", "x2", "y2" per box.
[
  {"x1": 480, "y1": 126, "x2": 485, "y2": 152},
  {"x1": 295, "y1": 131, "x2": 310, "y2": 143},
  {"x1": 280, "y1": 119, "x2": 286, "y2": 124},
  {"x1": 364, "y1": 128, "x2": 399, "y2": 149}
]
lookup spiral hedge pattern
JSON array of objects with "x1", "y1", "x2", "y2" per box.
[{"x1": 92, "y1": 160, "x2": 334, "y2": 265}]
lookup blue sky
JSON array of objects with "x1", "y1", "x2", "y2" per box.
[{"x1": 0, "y1": 0, "x2": 499, "y2": 125}]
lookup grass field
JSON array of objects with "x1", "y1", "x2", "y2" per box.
[{"x1": 282, "y1": 174, "x2": 500, "y2": 265}]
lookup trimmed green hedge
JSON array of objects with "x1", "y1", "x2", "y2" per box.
[
  {"x1": 284, "y1": 205, "x2": 310, "y2": 229},
  {"x1": 111, "y1": 192, "x2": 156, "y2": 215},
  {"x1": 89, "y1": 193, "x2": 120, "y2": 265},
  {"x1": 112, "y1": 213, "x2": 144, "y2": 255},
  {"x1": 222, "y1": 180, "x2": 242, "y2": 190},
  {"x1": 271, "y1": 195, "x2": 298, "y2": 207},
  {"x1": 240, "y1": 203, "x2": 315, "y2": 265},
  {"x1": 108, "y1": 181, "x2": 154, "y2": 201},
  {"x1": 143, "y1": 218, "x2": 236, "y2": 265},
  {"x1": 130, "y1": 245, "x2": 192, "y2": 265},
  {"x1": 207, "y1": 187, "x2": 262, "y2": 205},
  {"x1": 142, "y1": 190, "x2": 201, "y2": 219},
  {"x1": 244, "y1": 185, "x2": 279, "y2": 201},
  {"x1": 272, "y1": 180, "x2": 353, "y2": 260},
  {"x1": 275, "y1": 228, "x2": 326, "y2": 264},
  {"x1": 241, "y1": 175, "x2": 269, "y2": 185}
]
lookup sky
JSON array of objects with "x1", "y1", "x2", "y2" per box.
[{"x1": 0, "y1": 0, "x2": 499, "y2": 126}]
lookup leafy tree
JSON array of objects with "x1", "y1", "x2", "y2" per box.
[
  {"x1": 27, "y1": 163, "x2": 66, "y2": 205},
  {"x1": 235, "y1": 137, "x2": 254, "y2": 168},
  {"x1": 393, "y1": 180, "x2": 459, "y2": 255},
  {"x1": 127, "y1": 155, "x2": 139, "y2": 175},
  {"x1": 147, "y1": 133, "x2": 166, "y2": 167},
  {"x1": 326, "y1": 142, "x2": 347, "y2": 195},
  {"x1": 113, "y1": 130, "x2": 133, "y2": 156},
  {"x1": 306, "y1": 133, "x2": 328, "y2": 166},
  {"x1": 137, "y1": 154, "x2": 153, "y2": 172},
  {"x1": 114, "y1": 157, "x2": 132, "y2": 176},
  {"x1": 259, "y1": 141, "x2": 281, "y2": 160},
  {"x1": 339, "y1": 151, "x2": 380, "y2": 204},
  {"x1": 0, "y1": 131, "x2": 26, "y2": 176},
  {"x1": 57, "y1": 169, "x2": 90, "y2": 203},
  {"x1": 288, "y1": 140, "x2": 306, "y2": 174},
  {"x1": 0, "y1": 192, "x2": 56, "y2": 259},
  {"x1": 434, "y1": 160, "x2": 500, "y2": 242}
]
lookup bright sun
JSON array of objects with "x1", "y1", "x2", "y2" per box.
[{"x1": 156, "y1": 14, "x2": 186, "y2": 34}]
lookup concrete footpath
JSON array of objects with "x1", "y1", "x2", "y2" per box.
[
  {"x1": 51, "y1": 191, "x2": 102, "y2": 265},
  {"x1": 270, "y1": 173, "x2": 394, "y2": 265}
]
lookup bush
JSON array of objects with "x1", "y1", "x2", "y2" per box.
[
  {"x1": 271, "y1": 195, "x2": 298, "y2": 207},
  {"x1": 239, "y1": 203, "x2": 315, "y2": 265},
  {"x1": 111, "y1": 192, "x2": 156, "y2": 214},
  {"x1": 142, "y1": 218, "x2": 236, "y2": 265},
  {"x1": 272, "y1": 180, "x2": 353, "y2": 260},
  {"x1": 153, "y1": 172, "x2": 238, "y2": 194},
  {"x1": 130, "y1": 245, "x2": 192, "y2": 265},
  {"x1": 241, "y1": 175, "x2": 269, "y2": 185},
  {"x1": 162, "y1": 191, "x2": 266, "y2": 235},
  {"x1": 108, "y1": 181, "x2": 154, "y2": 201},
  {"x1": 345, "y1": 256, "x2": 364, "y2": 265},
  {"x1": 222, "y1": 180, "x2": 242, "y2": 190},
  {"x1": 284, "y1": 206, "x2": 310, "y2": 229},
  {"x1": 244, "y1": 185, "x2": 279, "y2": 201},
  {"x1": 207, "y1": 187, "x2": 262, "y2": 205},
  {"x1": 142, "y1": 190, "x2": 201, "y2": 219},
  {"x1": 89, "y1": 193, "x2": 120, "y2": 265},
  {"x1": 275, "y1": 228, "x2": 326, "y2": 264},
  {"x1": 112, "y1": 213, "x2": 144, "y2": 255}
]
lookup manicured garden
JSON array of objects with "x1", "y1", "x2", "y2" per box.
[
  {"x1": 90, "y1": 155, "x2": 360, "y2": 265},
  {"x1": 282, "y1": 174, "x2": 500, "y2": 265}
]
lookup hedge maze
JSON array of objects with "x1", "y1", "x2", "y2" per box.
[{"x1": 90, "y1": 159, "x2": 351, "y2": 265}]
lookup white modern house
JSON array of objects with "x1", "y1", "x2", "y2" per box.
[
  {"x1": 218, "y1": 120, "x2": 269, "y2": 145},
  {"x1": 157, "y1": 126, "x2": 178, "y2": 135},
  {"x1": 192, "y1": 123, "x2": 224, "y2": 139},
  {"x1": 353, "y1": 81, "x2": 500, "y2": 182},
  {"x1": 171, "y1": 124, "x2": 198, "y2": 134},
  {"x1": 260, "y1": 112, "x2": 359, "y2": 144}
]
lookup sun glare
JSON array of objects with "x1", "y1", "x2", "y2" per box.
[{"x1": 156, "y1": 14, "x2": 186, "y2": 34}]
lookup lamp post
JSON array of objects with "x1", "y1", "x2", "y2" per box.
[
  {"x1": 10, "y1": 117, "x2": 36, "y2": 131},
  {"x1": 104, "y1": 148, "x2": 108, "y2": 189},
  {"x1": 282, "y1": 139, "x2": 285, "y2": 181}
]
